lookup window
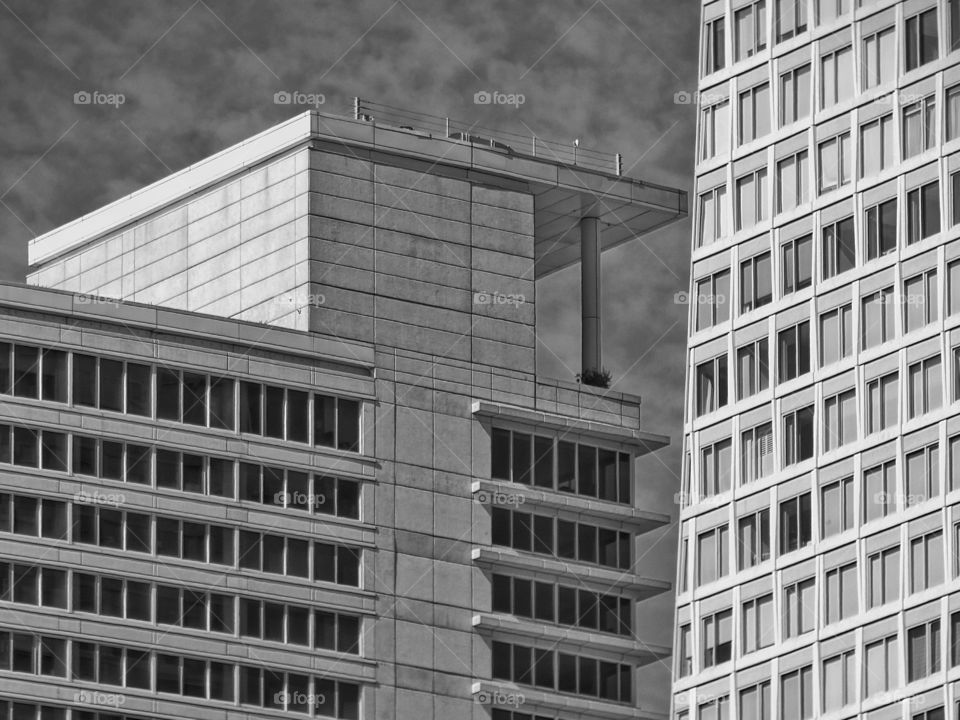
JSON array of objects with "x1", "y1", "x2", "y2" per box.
[
  {"x1": 867, "y1": 545, "x2": 900, "y2": 607},
  {"x1": 704, "y1": 15, "x2": 726, "y2": 75},
  {"x1": 701, "y1": 439, "x2": 732, "y2": 496},
  {"x1": 906, "y1": 444, "x2": 939, "y2": 505},
  {"x1": 739, "y1": 84, "x2": 771, "y2": 144},
  {"x1": 697, "y1": 524, "x2": 729, "y2": 586},
  {"x1": 865, "y1": 198, "x2": 897, "y2": 260},
  {"x1": 776, "y1": 0, "x2": 807, "y2": 41},
  {"x1": 824, "y1": 562, "x2": 857, "y2": 623},
  {"x1": 783, "y1": 406, "x2": 814, "y2": 466},
  {"x1": 702, "y1": 609, "x2": 733, "y2": 667},
  {"x1": 907, "y1": 181, "x2": 941, "y2": 244},
  {"x1": 737, "y1": 338, "x2": 769, "y2": 399},
  {"x1": 817, "y1": 132, "x2": 850, "y2": 193},
  {"x1": 696, "y1": 355, "x2": 728, "y2": 416},
  {"x1": 819, "y1": 304, "x2": 852, "y2": 366},
  {"x1": 701, "y1": 102, "x2": 731, "y2": 161},
  {"x1": 777, "y1": 151, "x2": 809, "y2": 212},
  {"x1": 778, "y1": 321, "x2": 810, "y2": 383},
  {"x1": 782, "y1": 235, "x2": 812, "y2": 294},
  {"x1": 699, "y1": 696, "x2": 730, "y2": 720},
  {"x1": 695, "y1": 270, "x2": 731, "y2": 331},
  {"x1": 699, "y1": 186, "x2": 730, "y2": 247},
  {"x1": 783, "y1": 577, "x2": 815, "y2": 638},
  {"x1": 742, "y1": 594, "x2": 774, "y2": 654},
  {"x1": 865, "y1": 634, "x2": 899, "y2": 697},
  {"x1": 823, "y1": 388, "x2": 856, "y2": 451},
  {"x1": 863, "y1": 27, "x2": 896, "y2": 88},
  {"x1": 910, "y1": 530, "x2": 944, "y2": 593},
  {"x1": 736, "y1": 169, "x2": 769, "y2": 230},
  {"x1": 741, "y1": 252, "x2": 772, "y2": 312},
  {"x1": 908, "y1": 355, "x2": 942, "y2": 419},
  {"x1": 907, "y1": 619, "x2": 941, "y2": 681},
  {"x1": 820, "y1": 45, "x2": 852, "y2": 108},
  {"x1": 780, "y1": 665, "x2": 813, "y2": 720},
  {"x1": 779, "y1": 493, "x2": 812, "y2": 554},
  {"x1": 735, "y1": 1, "x2": 767, "y2": 61},
  {"x1": 822, "y1": 650, "x2": 856, "y2": 711},
  {"x1": 905, "y1": 8, "x2": 938, "y2": 72},
  {"x1": 780, "y1": 65, "x2": 811, "y2": 126},
  {"x1": 677, "y1": 624, "x2": 692, "y2": 677},
  {"x1": 953, "y1": 0, "x2": 960, "y2": 51},
  {"x1": 821, "y1": 476, "x2": 854, "y2": 538},
  {"x1": 821, "y1": 216, "x2": 855, "y2": 279},
  {"x1": 866, "y1": 372, "x2": 899, "y2": 434},
  {"x1": 951, "y1": 610, "x2": 960, "y2": 666},
  {"x1": 816, "y1": 0, "x2": 849, "y2": 25},
  {"x1": 903, "y1": 96, "x2": 937, "y2": 158},
  {"x1": 860, "y1": 114, "x2": 895, "y2": 178},
  {"x1": 864, "y1": 460, "x2": 896, "y2": 522},
  {"x1": 738, "y1": 508, "x2": 770, "y2": 569},
  {"x1": 740, "y1": 681, "x2": 771, "y2": 720},
  {"x1": 948, "y1": 85, "x2": 960, "y2": 140},
  {"x1": 950, "y1": 260, "x2": 960, "y2": 315},
  {"x1": 861, "y1": 288, "x2": 895, "y2": 350},
  {"x1": 742, "y1": 422, "x2": 774, "y2": 482}
]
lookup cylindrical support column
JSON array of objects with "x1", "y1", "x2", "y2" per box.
[{"x1": 581, "y1": 216, "x2": 602, "y2": 373}]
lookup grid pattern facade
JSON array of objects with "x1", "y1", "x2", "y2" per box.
[{"x1": 677, "y1": 1, "x2": 960, "y2": 720}]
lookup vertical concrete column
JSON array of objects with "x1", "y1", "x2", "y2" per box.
[{"x1": 581, "y1": 216, "x2": 602, "y2": 372}]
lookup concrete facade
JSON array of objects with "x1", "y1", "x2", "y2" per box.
[{"x1": 2, "y1": 110, "x2": 685, "y2": 719}]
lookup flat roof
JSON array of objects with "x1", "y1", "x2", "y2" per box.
[{"x1": 28, "y1": 110, "x2": 687, "y2": 277}]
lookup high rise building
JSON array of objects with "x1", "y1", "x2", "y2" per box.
[
  {"x1": 676, "y1": 2, "x2": 960, "y2": 720},
  {"x1": 0, "y1": 107, "x2": 686, "y2": 719}
]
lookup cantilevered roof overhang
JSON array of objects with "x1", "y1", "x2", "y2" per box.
[{"x1": 28, "y1": 110, "x2": 687, "y2": 278}]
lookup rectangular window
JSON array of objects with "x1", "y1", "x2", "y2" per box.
[
  {"x1": 701, "y1": 102, "x2": 731, "y2": 161},
  {"x1": 742, "y1": 422, "x2": 774, "y2": 482},
  {"x1": 906, "y1": 443, "x2": 939, "y2": 506},
  {"x1": 864, "y1": 460, "x2": 896, "y2": 522},
  {"x1": 697, "y1": 524, "x2": 730, "y2": 586},
  {"x1": 736, "y1": 168, "x2": 769, "y2": 230},
  {"x1": 865, "y1": 635, "x2": 899, "y2": 697},
  {"x1": 779, "y1": 493, "x2": 812, "y2": 554},
  {"x1": 860, "y1": 114, "x2": 895, "y2": 178},
  {"x1": 816, "y1": 0, "x2": 849, "y2": 25},
  {"x1": 696, "y1": 355, "x2": 728, "y2": 417},
  {"x1": 819, "y1": 303, "x2": 852, "y2": 366},
  {"x1": 701, "y1": 439, "x2": 732, "y2": 497},
  {"x1": 777, "y1": 151, "x2": 809, "y2": 213},
  {"x1": 821, "y1": 650, "x2": 856, "y2": 711},
  {"x1": 907, "y1": 181, "x2": 941, "y2": 244},
  {"x1": 863, "y1": 26, "x2": 896, "y2": 88},
  {"x1": 736, "y1": 338, "x2": 769, "y2": 399},
  {"x1": 740, "y1": 252, "x2": 772, "y2": 313},
  {"x1": 699, "y1": 185, "x2": 730, "y2": 247},
  {"x1": 783, "y1": 405, "x2": 814, "y2": 466},
  {"x1": 908, "y1": 355, "x2": 942, "y2": 419},
  {"x1": 865, "y1": 198, "x2": 897, "y2": 260},
  {"x1": 820, "y1": 45, "x2": 852, "y2": 108},
  {"x1": 783, "y1": 578, "x2": 815, "y2": 638},
  {"x1": 910, "y1": 531, "x2": 944, "y2": 593},
  {"x1": 861, "y1": 288, "x2": 895, "y2": 350},
  {"x1": 907, "y1": 619, "x2": 941, "y2": 682},
  {"x1": 867, "y1": 546, "x2": 900, "y2": 607},
  {"x1": 821, "y1": 476, "x2": 854, "y2": 537},
  {"x1": 817, "y1": 132, "x2": 850, "y2": 193},
  {"x1": 739, "y1": 84, "x2": 771, "y2": 144},
  {"x1": 778, "y1": 321, "x2": 810, "y2": 383},
  {"x1": 948, "y1": 85, "x2": 960, "y2": 141},
  {"x1": 949, "y1": 260, "x2": 960, "y2": 315},
  {"x1": 905, "y1": 8, "x2": 938, "y2": 72},
  {"x1": 902, "y1": 96, "x2": 937, "y2": 159},
  {"x1": 702, "y1": 609, "x2": 733, "y2": 667},
  {"x1": 738, "y1": 509, "x2": 770, "y2": 569},
  {"x1": 740, "y1": 681, "x2": 771, "y2": 720},
  {"x1": 742, "y1": 594, "x2": 774, "y2": 655},
  {"x1": 821, "y1": 216, "x2": 855, "y2": 279},
  {"x1": 904, "y1": 270, "x2": 938, "y2": 333},
  {"x1": 823, "y1": 388, "x2": 856, "y2": 451},
  {"x1": 695, "y1": 270, "x2": 731, "y2": 331},
  {"x1": 735, "y1": 1, "x2": 767, "y2": 61},
  {"x1": 776, "y1": 0, "x2": 808, "y2": 41},
  {"x1": 866, "y1": 372, "x2": 898, "y2": 434},
  {"x1": 704, "y1": 16, "x2": 726, "y2": 75},
  {"x1": 780, "y1": 65, "x2": 811, "y2": 126},
  {"x1": 782, "y1": 234, "x2": 812, "y2": 294},
  {"x1": 824, "y1": 562, "x2": 857, "y2": 624},
  {"x1": 677, "y1": 624, "x2": 692, "y2": 677},
  {"x1": 781, "y1": 665, "x2": 814, "y2": 720}
]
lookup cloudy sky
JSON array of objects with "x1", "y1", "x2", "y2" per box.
[{"x1": 0, "y1": 0, "x2": 700, "y2": 709}]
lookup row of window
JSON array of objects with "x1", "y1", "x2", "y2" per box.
[
  {"x1": 0, "y1": 492, "x2": 361, "y2": 586},
  {"x1": 0, "y1": 341, "x2": 361, "y2": 451},
  {"x1": 702, "y1": 0, "x2": 952, "y2": 92},
  {"x1": 490, "y1": 428, "x2": 632, "y2": 505},
  {"x1": 0, "y1": 560, "x2": 360, "y2": 653},
  {"x1": 0, "y1": 630, "x2": 360, "y2": 717},
  {"x1": 491, "y1": 573, "x2": 632, "y2": 636},
  {"x1": 491, "y1": 640, "x2": 632, "y2": 703},
  {"x1": 0, "y1": 700, "x2": 157, "y2": 720},
  {"x1": 490, "y1": 507, "x2": 631, "y2": 571}
]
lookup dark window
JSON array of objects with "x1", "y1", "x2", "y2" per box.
[
  {"x1": 13, "y1": 345, "x2": 39, "y2": 398},
  {"x1": 41, "y1": 431, "x2": 67, "y2": 472},
  {"x1": 126, "y1": 362, "x2": 151, "y2": 416},
  {"x1": 239, "y1": 381, "x2": 261, "y2": 434},
  {"x1": 338, "y1": 399, "x2": 361, "y2": 451},
  {"x1": 72, "y1": 436, "x2": 97, "y2": 476},
  {"x1": 288, "y1": 389, "x2": 309, "y2": 443},
  {"x1": 264, "y1": 386, "x2": 284, "y2": 439},
  {"x1": 182, "y1": 372, "x2": 207, "y2": 426},
  {"x1": 156, "y1": 368, "x2": 180, "y2": 421},
  {"x1": 73, "y1": 354, "x2": 97, "y2": 407},
  {"x1": 126, "y1": 444, "x2": 151, "y2": 485},
  {"x1": 40, "y1": 349, "x2": 67, "y2": 402},
  {"x1": 98, "y1": 358, "x2": 123, "y2": 412},
  {"x1": 125, "y1": 512, "x2": 151, "y2": 553},
  {"x1": 209, "y1": 376, "x2": 235, "y2": 430}
]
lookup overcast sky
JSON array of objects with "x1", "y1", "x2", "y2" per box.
[{"x1": 0, "y1": 0, "x2": 700, "y2": 710}]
